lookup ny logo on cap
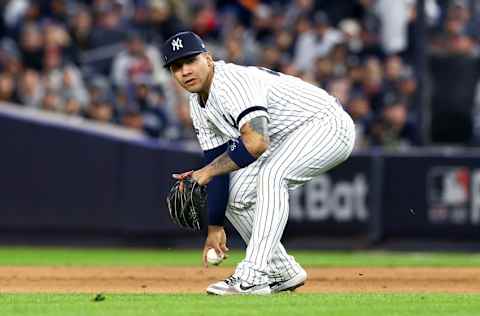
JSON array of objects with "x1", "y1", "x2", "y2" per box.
[{"x1": 171, "y1": 38, "x2": 183, "y2": 51}]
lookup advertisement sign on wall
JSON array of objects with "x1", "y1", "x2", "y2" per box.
[
  {"x1": 286, "y1": 157, "x2": 372, "y2": 237},
  {"x1": 427, "y1": 166, "x2": 480, "y2": 226}
]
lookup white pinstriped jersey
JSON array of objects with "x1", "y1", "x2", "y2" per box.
[
  {"x1": 186, "y1": 60, "x2": 355, "y2": 284},
  {"x1": 189, "y1": 61, "x2": 339, "y2": 151}
]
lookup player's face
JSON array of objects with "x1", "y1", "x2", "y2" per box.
[{"x1": 170, "y1": 53, "x2": 213, "y2": 93}]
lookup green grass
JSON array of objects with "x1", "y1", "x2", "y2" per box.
[
  {"x1": 0, "y1": 247, "x2": 479, "y2": 267},
  {"x1": 1, "y1": 247, "x2": 479, "y2": 315},
  {"x1": 1, "y1": 293, "x2": 479, "y2": 316}
]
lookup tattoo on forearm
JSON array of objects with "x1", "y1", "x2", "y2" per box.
[
  {"x1": 205, "y1": 117, "x2": 270, "y2": 177},
  {"x1": 249, "y1": 117, "x2": 269, "y2": 143},
  {"x1": 209, "y1": 152, "x2": 240, "y2": 174}
]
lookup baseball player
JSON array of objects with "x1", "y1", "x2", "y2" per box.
[{"x1": 161, "y1": 31, "x2": 355, "y2": 295}]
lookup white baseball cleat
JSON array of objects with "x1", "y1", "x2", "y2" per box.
[
  {"x1": 206, "y1": 276, "x2": 271, "y2": 295},
  {"x1": 269, "y1": 268, "x2": 307, "y2": 293}
]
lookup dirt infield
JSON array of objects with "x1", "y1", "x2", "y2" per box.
[{"x1": 0, "y1": 267, "x2": 479, "y2": 293}]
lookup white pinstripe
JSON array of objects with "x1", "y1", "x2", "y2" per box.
[
  {"x1": 188, "y1": 61, "x2": 355, "y2": 285},
  {"x1": 233, "y1": 109, "x2": 354, "y2": 284}
]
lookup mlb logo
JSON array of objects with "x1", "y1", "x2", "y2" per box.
[{"x1": 427, "y1": 167, "x2": 470, "y2": 224}]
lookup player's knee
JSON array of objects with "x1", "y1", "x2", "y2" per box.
[
  {"x1": 228, "y1": 186, "x2": 256, "y2": 211},
  {"x1": 227, "y1": 199, "x2": 253, "y2": 211}
]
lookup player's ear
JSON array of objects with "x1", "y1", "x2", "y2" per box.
[{"x1": 205, "y1": 53, "x2": 214, "y2": 67}]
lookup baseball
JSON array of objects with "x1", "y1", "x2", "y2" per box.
[{"x1": 206, "y1": 248, "x2": 224, "y2": 265}]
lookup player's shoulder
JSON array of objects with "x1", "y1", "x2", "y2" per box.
[
  {"x1": 214, "y1": 60, "x2": 255, "y2": 77},
  {"x1": 214, "y1": 61, "x2": 267, "y2": 92}
]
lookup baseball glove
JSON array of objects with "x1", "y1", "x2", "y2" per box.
[{"x1": 166, "y1": 177, "x2": 206, "y2": 231}]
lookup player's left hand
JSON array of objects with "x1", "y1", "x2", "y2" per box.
[
  {"x1": 172, "y1": 170, "x2": 194, "y2": 180},
  {"x1": 192, "y1": 168, "x2": 213, "y2": 186},
  {"x1": 172, "y1": 171, "x2": 195, "y2": 191}
]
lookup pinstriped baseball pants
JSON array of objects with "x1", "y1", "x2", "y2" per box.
[{"x1": 226, "y1": 105, "x2": 356, "y2": 285}]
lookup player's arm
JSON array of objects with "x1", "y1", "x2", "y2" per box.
[
  {"x1": 202, "y1": 142, "x2": 230, "y2": 226},
  {"x1": 201, "y1": 143, "x2": 230, "y2": 266},
  {"x1": 195, "y1": 116, "x2": 269, "y2": 266},
  {"x1": 192, "y1": 116, "x2": 269, "y2": 185}
]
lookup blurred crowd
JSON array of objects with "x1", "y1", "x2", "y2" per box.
[{"x1": 0, "y1": 0, "x2": 479, "y2": 148}]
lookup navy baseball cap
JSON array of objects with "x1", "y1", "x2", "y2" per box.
[{"x1": 161, "y1": 31, "x2": 207, "y2": 68}]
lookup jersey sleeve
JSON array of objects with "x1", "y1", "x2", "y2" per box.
[
  {"x1": 190, "y1": 100, "x2": 229, "y2": 150},
  {"x1": 220, "y1": 70, "x2": 270, "y2": 130}
]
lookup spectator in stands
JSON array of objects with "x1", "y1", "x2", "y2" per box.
[
  {"x1": 370, "y1": 93, "x2": 419, "y2": 149},
  {"x1": 60, "y1": 67, "x2": 89, "y2": 109},
  {"x1": 17, "y1": 69, "x2": 44, "y2": 108},
  {"x1": 222, "y1": 35, "x2": 248, "y2": 65},
  {"x1": 110, "y1": 30, "x2": 167, "y2": 89},
  {"x1": 284, "y1": 0, "x2": 315, "y2": 29},
  {"x1": 384, "y1": 55, "x2": 404, "y2": 85},
  {"x1": 327, "y1": 76, "x2": 351, "y2": 106},
  {"x1": 219, "y1": 23, "x2": 258, "y2": 66},
  {"x1": 191, "y1": 2, "x2": 220, "y2": 40},
  {"x1": 88, "y1": 2, "x2": 127, "y2": 75},
  {"x1": 42, "y1": 47, "x2": 88, "y2": 110},
  {"x1": 2, "y1": 0, "x2": 31, "y2": 37},
  {"x1": 0, "y1": 0, "x2": 450, "y2": 147},
  {"x1": 429, "y1": 0, "x2": 479, "y2": 144},
  {"x1": 431, "y1": 2, "x2": 477, "y2": 56},
  {"x1": 86, "y1": 75, "x2": 112, "y2": 107},
  {"x1": 373, "y1": 0, "x2": 412, "y2": 55},
  {"x1": 252, "y1": 3, "x2": 278, "y2": 43},
  {"x1": 361, "y1": 56, "x2": 385, "y2": 112},
  {"x1": 40, "y1": 89, "x2": 62, "y2": 112},
  {"x1": 346, "y1": 57, "x2": 364, "y2": 88},
  {"x1": 45, "y1": 0, "x2": 69, "y2": 25},
  {"x1": 383, "y1": 54, "x2": 416, "y2": 105},
  {"x1": 0, "y1": 38, "x2": 22, "y2": 77},
  {"x1": 120, "y1": 104, "x2": 144, "y2": 131},
  {"x1": 63, "y1": 97, "x2": 82, "y2": 115},
  {"x1": 398, "y1": 68, "x2": 417, "y2": 104},
  {"x1": 0, "y1": 72, "x2": 17, "y2": 103},
  {"x1": 259, "y1": 45, "x2": 282, "y2": 72},
  {"x1": 43, "y1": 22, "x2": 75, "y2": 63},
  {"x1": 120, "y1": 75, "x2": 169, "y2": 137},
  {"x1": 347, "y1": 90, "x2": 373, "y2": 150},
  {"x1": 144, "y1": 0, "x2": 187, "y2": 44},
  {"x1": 68, "y1": 6, "x2": 94, "y2": 64},
  {"x1": 338, "y1": 18, "x2": 363, "y2": 55},
  {"x1": 174, "y1": 99, "x2": 195, "y2": 140},
  {"x1": 354, "y1": 0, "x2": 382, "y2": 57},
  {"x1": 84, "y1": 94, "x2": 115, "y2": 123},
  {"x1": 329, "y1": 43, "x2": 350, "y2": 77},
  {"x1": 293, "y1": 12, "x2": 343, "y2": 73},
  {"x1": 19, "y1": 23, "x2": 44, "y2": 71},
  {"x1": 274, "y1": 30, "x2": 295, "y2": 65},
  {"x1": 313, "y1": 55, "x2": 333, "y2": 87}
]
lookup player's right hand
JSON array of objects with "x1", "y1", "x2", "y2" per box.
[{"x1": 202, "y1": 225, "x2": 229, "y2": 267}]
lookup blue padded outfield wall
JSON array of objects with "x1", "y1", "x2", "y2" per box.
[
  {"x1": 0, "y1": 104, "x2": 479, "y2": 247},
  {"x1": 0, "y1": 104, "x2": 203, "y2": 245}
]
